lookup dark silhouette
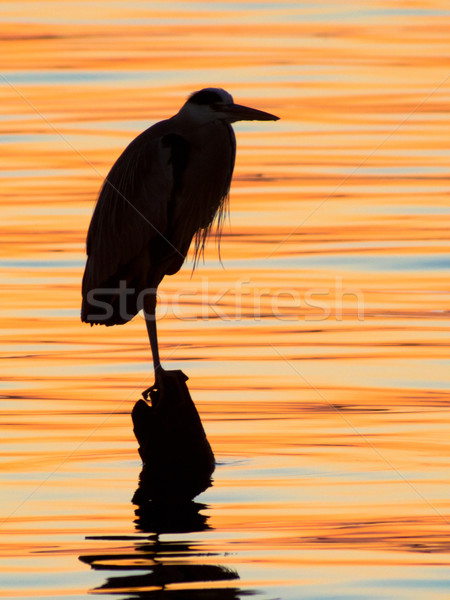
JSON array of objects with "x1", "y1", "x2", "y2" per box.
[
  {"x1": 134, "y1": 497, "x2": 211, "y2": 534},
  {"x1": 81, "y1": 88, "x2": 278, "y2": 392},
  {"x1": 132, "y1": 370, "x2": 215, "y2": 502},
  {"x1": 79, "y1": 499, "x2": 257, "y2": 599}
]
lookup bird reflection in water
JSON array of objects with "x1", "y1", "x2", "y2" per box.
[{"x1": 79, "y1": 498, "x2": 253, "y2": 599}]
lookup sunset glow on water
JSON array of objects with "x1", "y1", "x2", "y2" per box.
[{"x1": 1, "y1": 1, "x2": 450, "y2": 598}]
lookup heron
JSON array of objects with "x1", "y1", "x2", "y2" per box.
[{"x1": 81, "y1": 88, "x2": 279, "y2": 394}]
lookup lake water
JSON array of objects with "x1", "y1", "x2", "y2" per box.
[{"x1": 1, "y1": 1, "x2": 450, "y2": 598}]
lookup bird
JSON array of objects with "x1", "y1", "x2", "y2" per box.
[{"x1": 81, "y1": 88, "x2": 279, "y2": 394}]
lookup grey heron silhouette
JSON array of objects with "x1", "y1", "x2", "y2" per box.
[{"x1": 81, "y1": 88, "x2": 279, "y2": 395}]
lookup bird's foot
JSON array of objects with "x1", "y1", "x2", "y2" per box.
[{"x1": 142, "y1": 366, "x2": 166, "y2": 403}]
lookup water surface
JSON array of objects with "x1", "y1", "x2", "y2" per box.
[{"x1": 1, "y1": 1, "x2": 450, "y2": 598}]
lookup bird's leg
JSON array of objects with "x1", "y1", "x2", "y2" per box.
[
  {"x1": 147, "y1": 316, "x2": 165, "y2": 379},
  {"x1": 142, "y1": 293, "x2": 166, "y2": 401}
]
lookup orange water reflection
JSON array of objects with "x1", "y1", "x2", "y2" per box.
[{"x1": 1, "y1": 0, "x2": 450, "y2": 598}]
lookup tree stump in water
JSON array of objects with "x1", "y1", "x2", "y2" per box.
[{"x1": 132, "y1": 370, "x2": 215, "y2": 503}]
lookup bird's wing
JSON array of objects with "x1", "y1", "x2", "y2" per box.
[{"x1": 82, "y1": 123, "x2": 187, "y2": 295}]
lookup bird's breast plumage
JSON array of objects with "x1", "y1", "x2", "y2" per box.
[{"x1": 169, "y1": 121, "x2": 236, "y2": 255}]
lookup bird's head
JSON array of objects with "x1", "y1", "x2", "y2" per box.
[{"x1": 178, "y1": 88, "x2": 279, "y2": 124}]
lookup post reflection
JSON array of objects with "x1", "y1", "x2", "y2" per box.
[{"x1": 79, "y1": 497, "x2": 253, "y2": 599}]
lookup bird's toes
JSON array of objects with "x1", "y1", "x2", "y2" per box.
[{"x1": 142, "y1": 370, "x2": 166, "y2": 403}]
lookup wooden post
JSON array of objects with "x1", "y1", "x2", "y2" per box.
[{"x1": 132, "y1": 370, "x2": 215, "y2": 503}]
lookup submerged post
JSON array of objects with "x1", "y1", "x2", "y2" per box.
[{"x1": 132, "y1": 370, "x2": 215, "y2": 503}]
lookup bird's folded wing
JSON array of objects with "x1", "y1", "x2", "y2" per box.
[{"x1": 83, "y1": 128, "x2": 174, "y2": 294}]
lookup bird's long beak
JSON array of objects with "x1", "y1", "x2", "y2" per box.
[{"x1": 225, "y1": 103, "x2": 279, "y2": 122}]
